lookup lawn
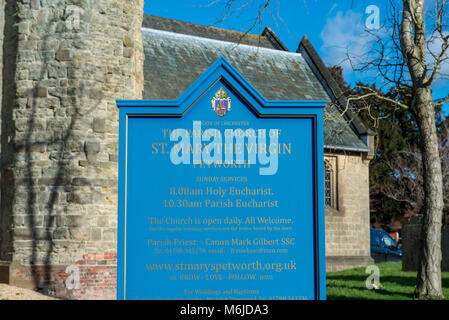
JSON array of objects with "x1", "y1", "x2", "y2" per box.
[{"x1": 326, "y1": 262, "x2": 449, "y2": 300}]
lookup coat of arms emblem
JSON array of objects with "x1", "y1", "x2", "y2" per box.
[{"x1": 211, "y1": 87, "x2": 231, "y2": 117}]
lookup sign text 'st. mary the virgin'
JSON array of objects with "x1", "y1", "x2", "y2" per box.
[{"x1": 169, "y1": 121, "x2": 280, "y2": 175}]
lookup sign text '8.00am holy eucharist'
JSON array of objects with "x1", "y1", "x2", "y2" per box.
[{"x1": 116, "y1": 57, "x2": 326, "y2": 300}]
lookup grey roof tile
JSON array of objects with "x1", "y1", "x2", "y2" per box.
[
  {"x1": 143, "y1": 15, "x2": 278, "y2": 50},
  {"x1": 141, "y1": 17, "x2": 368, "y2": 151}
]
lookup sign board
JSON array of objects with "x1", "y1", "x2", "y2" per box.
[{"x1": 117, "y1": 57, "x2": 326, "y2": 300}]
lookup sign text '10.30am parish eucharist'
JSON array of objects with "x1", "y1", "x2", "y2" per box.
[{"x1": 116, "y1": 57, "x2": 326, "y2": 300}]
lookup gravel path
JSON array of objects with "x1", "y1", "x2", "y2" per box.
[{"x1": 0, "y1": 284, "x2": 57, "y2": 300}]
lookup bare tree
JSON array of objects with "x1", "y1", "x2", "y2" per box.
[
  {"x1": 209, "y1": 0, "x2": 448, "y2": 299},
  {"x1": 378, "y1": 135, "x2": 449, "y2": 226},
  {"x1": 357, "y1": 0, "x2": 448, "y2": 299},
  {"x1": 314, "y1": 0, "x2": 448, "y2": 298}
]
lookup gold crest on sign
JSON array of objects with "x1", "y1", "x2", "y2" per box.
[{"x1": 211, "y1": 87, "x2": 231, "y2": 117}]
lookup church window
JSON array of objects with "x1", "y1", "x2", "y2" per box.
[{"x1": 324, "y1": 158, "x2": 338, "y2": 209}]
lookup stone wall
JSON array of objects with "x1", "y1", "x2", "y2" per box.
[
  {"x1": 8, "y1": 252, "x2": 117, "y2": 299},
  {"x1": 402, "y1": 215, "x2": 449, "y2": 271},
  {"x1": 0, "y1": 0, "x2": 4, "y2": 256},
  {"x1": 325, "y1": 153, "x2": 374, "y2": 271},
  {"x1": 0, "y1": 0, "x2": 144, "y2": 299},
  {"x1": 0, "y1": 0, "x2": 4, "y2": 154}
]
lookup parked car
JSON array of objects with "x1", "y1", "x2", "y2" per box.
[{"x1": 370, "y1": 228, "x2": 402, "y2": 262}]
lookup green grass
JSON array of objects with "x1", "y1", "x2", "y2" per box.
[{"x1": 326, "y1": 262, "x2": 449, "y2": 300}]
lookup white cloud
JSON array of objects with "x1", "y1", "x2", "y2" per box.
[
  {"x1": 320, "y1": 10, "x2": 370, "y2": 77},
  {"x1": 320, "y1": 9, "x2": 449, "y2": 89}
]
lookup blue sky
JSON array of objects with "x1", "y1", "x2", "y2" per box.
[{"x1": 144, "y1": 0, "x2": 448, "y2": 108}]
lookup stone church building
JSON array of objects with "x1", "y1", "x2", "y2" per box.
[{"x1": 0, "y1": 1, "x2": 374, "y2": 299}]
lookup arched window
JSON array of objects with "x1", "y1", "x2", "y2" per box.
[{"x1": 324, "y1": 159, "x2": 337, "y2": 209}]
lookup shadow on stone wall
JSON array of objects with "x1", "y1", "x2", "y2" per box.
[
  {"x1": 1, "y1": 0, "x2": 18, "y2": 264},
  {"x1": 0, "y1": 0, "x2": 100, "y2": 295}
]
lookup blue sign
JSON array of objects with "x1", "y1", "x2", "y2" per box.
[{"x1": 116, "y1": 57, "x2": 326, "y2": 300}]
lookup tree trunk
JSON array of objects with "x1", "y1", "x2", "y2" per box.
[
  {"x1": 413, "y1": 88, "x2": 444, "y2": 299},
  {"x1": 400, "y1": 0, "x2": 444, "y2": 299}
]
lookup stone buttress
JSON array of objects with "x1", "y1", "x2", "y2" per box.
[{"x1": 0, "y1": 0, "x2": 144, "y2": 299}]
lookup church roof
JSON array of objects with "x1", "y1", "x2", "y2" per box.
[
  {"x1": 143, "y1": 15, "x2": 284, "y2": 50},
  {"x1": 141, "y1": 15, "x2": 369, "y2": 152}
]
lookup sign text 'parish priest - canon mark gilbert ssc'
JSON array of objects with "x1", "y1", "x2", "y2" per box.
[{"x1": 116, "y1": 57, "x2": 326, "y2": 300}]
